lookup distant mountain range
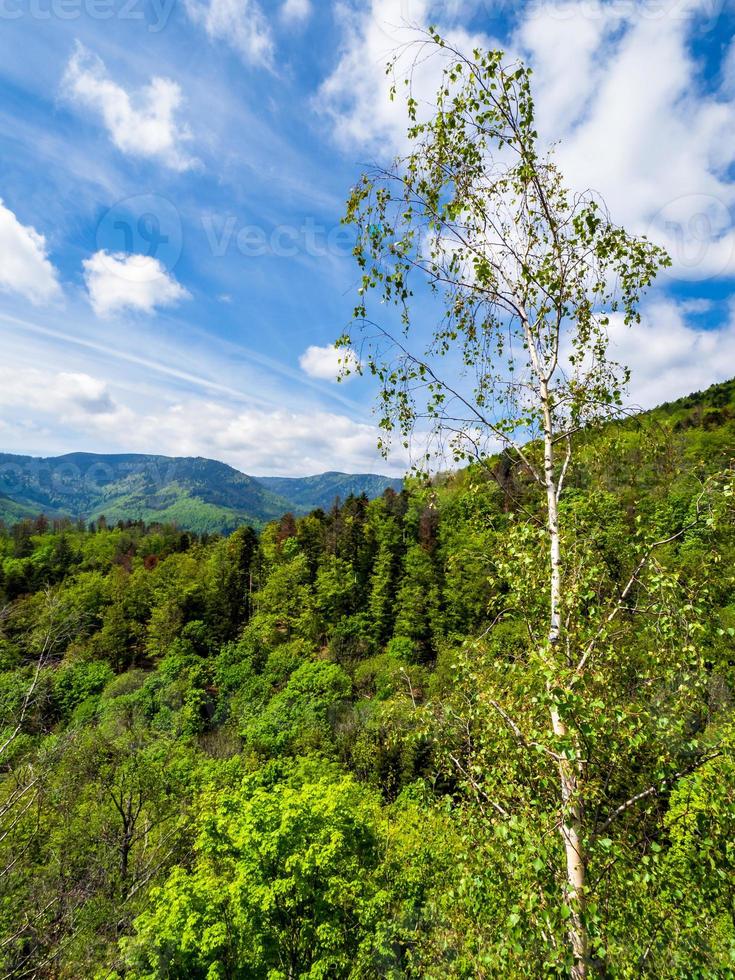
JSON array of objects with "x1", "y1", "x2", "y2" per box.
[{"x1": 0, "y1": 453, "x2": 403, "y2": 534}]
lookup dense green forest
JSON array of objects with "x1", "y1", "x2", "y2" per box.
[{"x1": 0, "y1": 379, "x2": 733, "y2": 977}]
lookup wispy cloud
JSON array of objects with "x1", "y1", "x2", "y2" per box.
[
  {"x1": 0, "y1": 367, "x2": 119, "y2": 421},
  {"x1": 320, "y1": 1, "x2": 735, "y2": 281},
  {"x1": 281, "y1": 0, "x2": 312, "y2": 27},
  {"x1": 0, "y1": 358, "x2": 406, "y2": 477},
  {"x1": 610, "y1": 298, "x2": 735, "y2": 409},
  {"x1": 62, "y1": 42, "x2": 197, "y2": 171},
  {"x1": 0, "y1": 310, "x2": 366, "y2": 417},
  {"x1": 184, "y1": 0, "x2": 275, "y2": 68},
  {"x1": 517, "y1": 1, "x2": 735, "y2": 279},
  {"x1": 318, "y1": 0, "x2": 489, "y2": 151}
]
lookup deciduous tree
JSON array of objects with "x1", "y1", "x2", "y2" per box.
[{"x1": 342, "y1": 33, "x2": 672, "y2": 974}]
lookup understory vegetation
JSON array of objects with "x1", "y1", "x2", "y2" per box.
[{"x1": 0, "y1": 380, "x2": 733, "y2": 978}]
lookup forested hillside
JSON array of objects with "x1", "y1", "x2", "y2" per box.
[
  {"x1": 0, "y1": 453, "x2": 402, "y2": 533},
  {"x1": 259, "y1": 471, "x2": 404, "y2": 512},
  {"x1": 0, "y1": 379, "x2": 733, "y2": 977}
]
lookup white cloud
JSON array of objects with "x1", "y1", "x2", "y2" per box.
[
  {"x1": 0, "y1": 365, "x2": 407, "y2": 476},
  {"x1": 185, "y1": 0, "x2": 274, "y2": 67},
  {"x1": 608, "y1": 299, "x2": 735, "y2": 409},
  {"x1": 318, "y1": 1, "x2": 490, "y2": 151},
  {"x1": 281, "y1": 0, "x2": 311, "y2": 25},
  {"x1": 0, "y1": 199, "x2": 61, "y2": 305},
  {"x1": 320, "y1": 2, "x2": 735, "y2": 280},
  {"x1": 0, "y1": 367, "x2": 120, "y2": 422},
  {"x1": 299, "y1": 344, "x2": 359, "y2": 381},
  {"x1": 193, "y1": 403, "x2": 402, "y2": 475},
  {"x1": 515, "y1": 2, "x2": 625, "y2": 137},
  {"x1": 82, "y1": 251, "x2": 190, "y2": 317},
  {"x1": 518, "y1": 2, "x2": 735, "y2": 279},
  {"x1": 63, "y1": 43, "x2": 196, "y2": 171},
  {"x1": 2, "y1": 299, "x2": 732, "y2": 477},
  {"x1": 677, "y1": 297, "x2": 714, "y2": 315},
  {"x1": 724, "y1": 37, "x2": 735, "y2": 97}
]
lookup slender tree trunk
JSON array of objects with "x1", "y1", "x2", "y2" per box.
[{"x1": 541, "y1": 386, "x2": 589, "y2": 978}]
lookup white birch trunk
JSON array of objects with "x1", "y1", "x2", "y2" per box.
[{"x1": 541, "y1": 382, "x2": 589, "y2": 979}]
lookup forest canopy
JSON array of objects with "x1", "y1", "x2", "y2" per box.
[{"x1": 0, "y1": 377, "x2": 733, "y2": 977}]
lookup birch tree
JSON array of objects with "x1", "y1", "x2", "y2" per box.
[{"x1": 341, "y1": 34, "x2": 670, "y2": 977}]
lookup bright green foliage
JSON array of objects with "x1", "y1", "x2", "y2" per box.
[
  {"x1": 336, "y1": 34, "x2": 733, "y2": 978},
  {"x1": 122, "y1": 761, "x2": 395, "y2": 979},
  {"x1": 0, "y1": 380, "x2": 733, "y2": 976},
  {"x1": 242, "y1": 660, "x2": 352, "y2": 756}
]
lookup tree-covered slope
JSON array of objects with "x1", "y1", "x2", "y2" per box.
[
  {"x1": 258, "y1": 471, "x2": 403, "y2": 511},
  {"x1": 0, "y1": 453, "x2": 402, "y2": 532}
]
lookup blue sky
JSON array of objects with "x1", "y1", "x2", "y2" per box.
[{"x1": 0, "y1": 0, "x2": 733, "y2": 476}]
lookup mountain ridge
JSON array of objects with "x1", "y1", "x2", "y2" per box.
[{"x1": 0, "y1": 452, "x2": 404, "y2": 534}]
